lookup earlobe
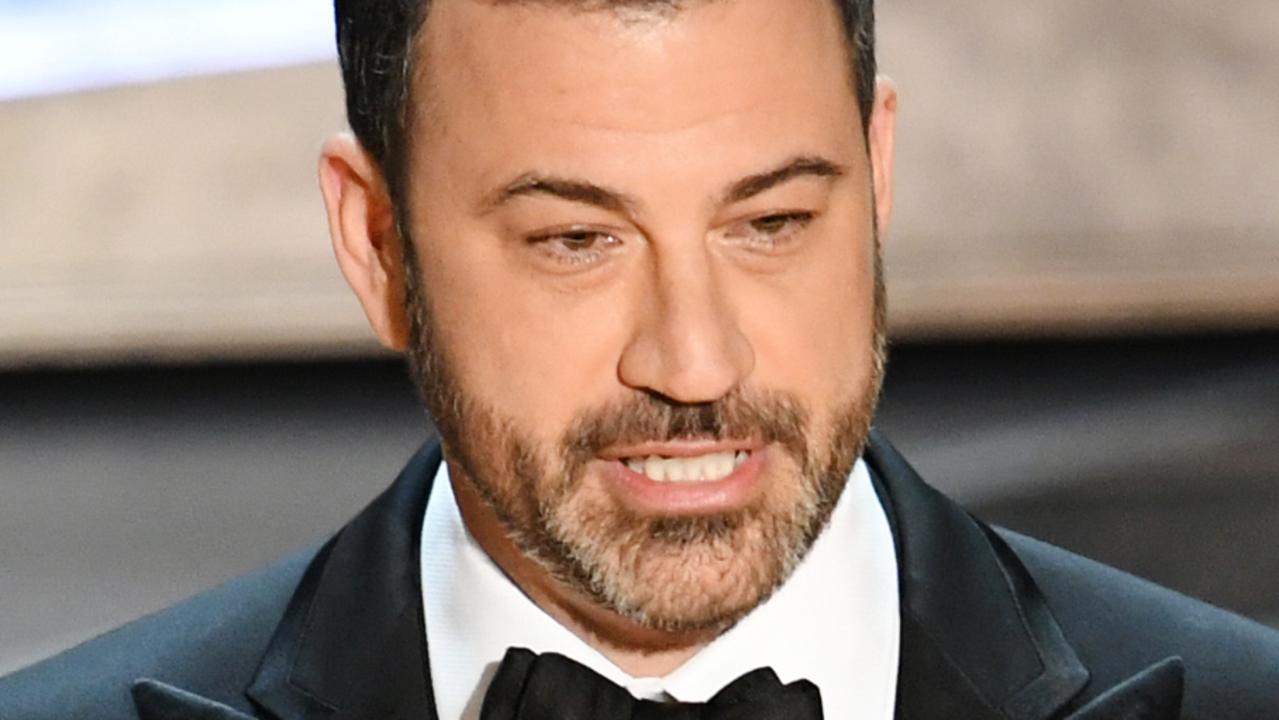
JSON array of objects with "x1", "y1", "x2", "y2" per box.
[
  {"x1": 867, "y1": 76, "x2": 898, "y2": 240},
  {"x1": 318, "y1": 133, "x2": 412, "y2": 351}
]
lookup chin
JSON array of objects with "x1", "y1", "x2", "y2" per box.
[
  {"x1": 540, "y1": 483, "x2": 829, "y2": 635},
  {"x1": 607, "y1": 545, "x2": 784, "y2": 635}
]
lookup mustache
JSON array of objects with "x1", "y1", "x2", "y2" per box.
[{"x1": 561, "y1": 388, "x2": 810, "y2": 463}]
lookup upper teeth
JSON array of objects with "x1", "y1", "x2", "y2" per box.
[{"x1": 624, "y1": 451, "x2": 748, "y2": 483}]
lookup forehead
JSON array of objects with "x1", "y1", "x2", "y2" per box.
[
  {"x1": 404, "y1": 0, "x2": 864, "y2": 209},
  {"x1": 418, "y1": 0, "x2": 853, "y2": 130}
]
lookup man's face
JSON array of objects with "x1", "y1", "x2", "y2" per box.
[{"x1": 402, "y1": 0, "x2": 888, "y2": 632}]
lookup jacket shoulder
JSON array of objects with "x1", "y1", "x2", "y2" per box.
[
  {"x1": 1000, "y1": 529, "x2": 1279, "y2": 716},
  {"x1": 0, "y1": 546, "x2": 318, "y2": 720}
]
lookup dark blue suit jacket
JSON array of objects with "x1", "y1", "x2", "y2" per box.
[{"x1": 3, "y1": 431, "x2": 1277, "y2": 719}]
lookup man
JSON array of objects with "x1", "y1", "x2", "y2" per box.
[{"x1": 3, "y1": 0, "x2": 1278, "y2": 718}]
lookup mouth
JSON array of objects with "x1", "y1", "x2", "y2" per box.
[
  {"x1": 599, "y1": 444, "x2": 766, "y2": 515},
  {"x1": 620, "y1": 450, "x2": 750, "y2": 483}
]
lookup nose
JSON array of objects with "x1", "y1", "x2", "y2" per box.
[{"x1": 617, "y1": 245, "x2": 755, "y2": 404}]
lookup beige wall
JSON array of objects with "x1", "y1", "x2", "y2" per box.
[
  {"x1": 1, "y1": 64, "x2": 369, "y2": 367},
  {"x1": 881, "y1": 0, "x2": 1279, "y2": 335},
  {"x1": 3, "y1": 0, "x2": 1277, "y2": 367}
]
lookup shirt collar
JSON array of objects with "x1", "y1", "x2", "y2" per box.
[{"x1": 420, "y1": 458, "x2": 900, "y2": 719}]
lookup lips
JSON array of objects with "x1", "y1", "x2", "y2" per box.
[
  {"x1": 602, "y1": 446, "x2": 767, "y2": 515},
  {"x1": 621, "y1": 451, "x2": 750, "y2": 483}
]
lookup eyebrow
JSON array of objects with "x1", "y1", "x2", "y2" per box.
[
  {"x1": 722, "y1": 155, "x2": 847, "y2": 204},
  {"x1": 482, "y1": 175, "x2": 640, "y2": 216},
  {"x1": 481, "y1": 155, "x2": 847, "y2": 215}
]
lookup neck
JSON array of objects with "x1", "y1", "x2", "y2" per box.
[{"x1": 449, "y1": 462, "x2": 718, "y2": 677}]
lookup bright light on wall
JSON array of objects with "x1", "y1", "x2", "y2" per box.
[{"x1": 0, "y1": 0, "x2": 336, "y2": 101}]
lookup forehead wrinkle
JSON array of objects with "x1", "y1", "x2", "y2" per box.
[
  {"x1": 549, "y1": 94, "x2": 779, "y2": 137},
  {"x1": 477, "y1": 0, "x2": 688, "y2": 21}
]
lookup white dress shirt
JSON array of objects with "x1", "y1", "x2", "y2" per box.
[{"x1": 420, "y1": 457, "x2": 900, "y2": 719}]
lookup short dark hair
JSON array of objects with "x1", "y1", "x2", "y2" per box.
[{"x1": 334, "y1": 0, "x2": 876, "y2": 208}]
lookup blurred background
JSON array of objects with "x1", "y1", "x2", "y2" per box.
[{"x1": 2, "y1": 0, "x2": 1278, "y2": 676}]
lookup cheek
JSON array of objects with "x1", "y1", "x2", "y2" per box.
[
  {"x1": 742, "y1": 229, "x2": 879, "y2": 404},
  {"x1": 417, "y1": 235, "x2": 633, "y2": 434}
]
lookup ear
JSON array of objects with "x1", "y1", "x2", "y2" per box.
[
  {"x1": 866, "y1": 76, "x2": 898, "y2": 240},
  {"x1": 319, "y1": 133, "x2": 412, "y2": 351}
]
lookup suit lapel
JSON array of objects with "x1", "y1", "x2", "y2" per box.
[
  {"x1": 244, "y1": 441, "x2": 444, "y2": 720},
  {"x1": 864, "y1": 431, "x2": 1090, "y2": 720},
  {"x1": 1061, "y1": 658, "x2": 1183, "y2": 720},
  {"x1": 133, "y1": 679, "x2": 257, "y2": 720}
]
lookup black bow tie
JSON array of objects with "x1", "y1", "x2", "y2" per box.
[{"x1": 480, "y1": 647, "x2": 824, "y2": 720}]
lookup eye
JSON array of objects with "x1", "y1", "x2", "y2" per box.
[
  {"x1": 526, "y1": 226, "x2": 623, "y2": 267},
  {"x1": 722, "y1": 211, "x2": 815, "y2": 249}
]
